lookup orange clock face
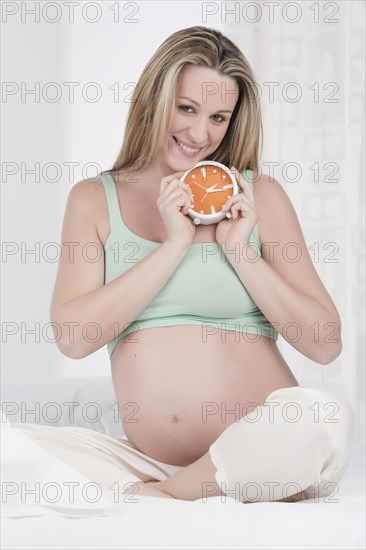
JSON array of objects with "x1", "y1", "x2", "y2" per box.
[{"x1": 182, "y1": 164, "x2": 235, "y2": 215}]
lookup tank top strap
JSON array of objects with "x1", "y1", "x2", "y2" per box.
[
  {"x1": 241, "y1": 168, "x2": 261, "y2": 246},
  {"x1": 99, "y1": 172, "x2": 122, "y2": 234},
  {"x1": 243, "y1": 168, "x2": 253, "y2": 188}
]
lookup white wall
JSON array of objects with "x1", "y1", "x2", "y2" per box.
[{"x1": 2, "y1": 12, "x2": 72, "y2": 382}]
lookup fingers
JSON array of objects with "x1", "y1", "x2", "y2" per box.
[
  {"x1": 231, "y1": 201, "x2": 250, "y2": 220},
  {"x1": 230, "y1": 167, "x2": 254, "y2": 201},
  {"x1": 171, "y1": 181, "x2": 193, "y2": 200},
  {"x1": 160, "y1": 175, "x2": 193, "y2": 200},
  {"x1": 161, "y1": 177, "x2": 193, "y2": 212},
  {"x1": 166, "y1": 187, "x2": 192, "y2": 215},
  {"x1": 222, "y1": 194, "x2": 253, "y2": 221},
  {"x1": 222, "y1": 194, "x2": 253, "y2": 211},
  {"x1": 160, "y1": 171, "x2": 186, "y2": 195}
]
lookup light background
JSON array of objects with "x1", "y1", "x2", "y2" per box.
[{"x1": 2, "y1": 1, "x2": 365, "y2": 443}]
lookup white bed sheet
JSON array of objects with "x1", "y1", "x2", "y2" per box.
[{"x1": 2, "y1": 414, "x2": 365, "y2": 550}]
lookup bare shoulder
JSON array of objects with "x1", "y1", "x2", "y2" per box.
[
  {"x1": 68, "y1": 171, "x2": 136, "y2": 245},
  {"x1": 64, "y1": 177, "x2": 111, "y2": 245},
  {"x1": 251, "y1": 170, "x2": 289, "y2": 209},
  {"x1": 250, "y1": 170, "x2": 297, "y2": 241},
  {"x1": 67, "y1": 177, "x2": 105, "y2": 211}
]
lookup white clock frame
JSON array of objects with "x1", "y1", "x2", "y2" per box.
[{"x1": 180, "y1": 160, "x2": 240, "y2": 226}]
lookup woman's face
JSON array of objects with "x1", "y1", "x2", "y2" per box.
[{"x1": 159, "y1": 65, "x2": 239, "y2": 171}]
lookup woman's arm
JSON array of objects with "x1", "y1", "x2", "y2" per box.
[
  {"x1": 222, "y1": 173, "x2": 342, "y2": 365},
  {"x1": 50, "y1": 181, "x2": 190, "y2": 359}
]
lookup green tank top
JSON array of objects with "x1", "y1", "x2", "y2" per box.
[{"x1": 100, "y1": 170, "x2": 279, "y2": 357}]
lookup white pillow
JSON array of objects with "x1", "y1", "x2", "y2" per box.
[{"x1": 1, "y1": 377, "x2": 124, "y2": 440}]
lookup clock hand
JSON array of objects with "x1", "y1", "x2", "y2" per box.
[
  {"x1": 190, "y1": 182, "x2": 218, "y2": 203},
  {"x1": 190, "y1": 181, "x2": 207, "y2": 191},
  {"x1": 190, "y1": 182, "x2": 218, "y2": 193},
  {"x1": 200, "y1": 183, "x2": 234, "y2": 202},
  {"x1": 208, "y1": 185, "x2": 234, "y2": 193}
]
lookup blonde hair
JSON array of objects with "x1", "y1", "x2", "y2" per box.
[{"x1": 101, "y1": 26, "x2": 262, "y2": 178}]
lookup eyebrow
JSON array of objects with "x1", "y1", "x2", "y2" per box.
[{"x1": 177, "y1": 96, "x2": 234, "y2": 114}]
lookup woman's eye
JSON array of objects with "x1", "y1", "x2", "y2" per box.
[
  {"x1": 178, "y1": 105, "x2": 194, "y2": 113},
  {"x1": 212, "y1": 114, "x2": 226, "y2": 123},
  {"x1": 178, "y1": 105, "x2": 226, "y2": 123}
]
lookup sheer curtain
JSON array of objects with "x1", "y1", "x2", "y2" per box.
[{"x1": 225, "y1": 0, "x2": 365, "y2": 442}]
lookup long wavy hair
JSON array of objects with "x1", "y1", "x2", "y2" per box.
[{"x1": 100, "y1": 26, "x2": 262, "y2": 178}]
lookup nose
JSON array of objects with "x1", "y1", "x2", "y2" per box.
[{"x1": 187, "y1": 116, "x2": 208, "y2": 146}]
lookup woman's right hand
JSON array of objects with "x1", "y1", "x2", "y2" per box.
[{"x1": 157, "y1": 171, "x2": 196, "y2": 247}]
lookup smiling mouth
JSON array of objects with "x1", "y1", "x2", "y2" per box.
[{"x1": 173, "y1": 136, "x2": 205, "y2": 154}]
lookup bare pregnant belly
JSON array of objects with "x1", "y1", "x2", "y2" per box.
[{"x1": 111, "y1": 326, "x2": 299, "y2": 466}]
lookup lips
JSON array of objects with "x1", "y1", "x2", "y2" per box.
[{"x1": 173, "y1": 136, "x2": 204, "y2": 155}]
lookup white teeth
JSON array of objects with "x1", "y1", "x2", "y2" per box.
[{"x1": 176, "y1": 138, "x2": 201, "y2": 154}]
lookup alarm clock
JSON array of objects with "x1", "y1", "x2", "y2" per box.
[{"x1": 180, "y1": 161, "x2": 240, "y2": 226}]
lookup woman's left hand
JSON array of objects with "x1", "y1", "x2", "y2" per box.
[{"x1": 215, "y1": 166, "x2": 259, "y2": 246}]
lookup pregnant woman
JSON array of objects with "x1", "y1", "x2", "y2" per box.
[{"x1": 14, "y1": 26, "x2": 354, "y2": 504}]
